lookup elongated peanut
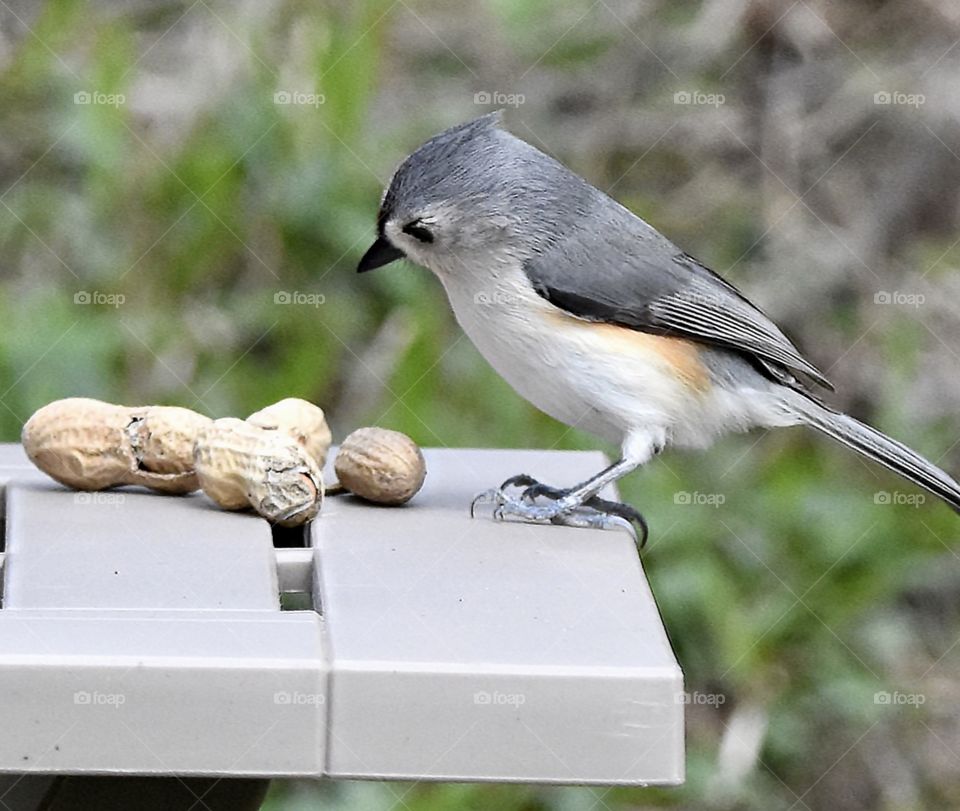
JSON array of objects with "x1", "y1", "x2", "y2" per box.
[
  {"x1": 334, "y1": 427, "x2": 426, "y2": 505},
  {"x1": 193, "y1": 418, "x2": 323, "y2": 526},
  {"x1": 246, "y1": 398, "x2": 332, "y2": 467},
  {"x1": 22, "y1": 398, "x2": 210, "y2": 494},
  {"x1": 23, "y1": 398, "x2": 136, "y2": 490}
]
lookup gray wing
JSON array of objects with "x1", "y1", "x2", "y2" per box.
[{"x1": 523, "y1": 206, "x2": 832, "y2": 391}]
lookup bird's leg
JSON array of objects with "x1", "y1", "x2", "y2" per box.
[
  {"x1": 471, "y1": 458, "x2": 648, "y2": 545},
  {"x1": 495, "y1": 461, "x2": 636, "y2": 510}
]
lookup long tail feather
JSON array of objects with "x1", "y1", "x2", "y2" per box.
[{"x1": 788, "y1": 396, "x2": 960, "y2": 513}]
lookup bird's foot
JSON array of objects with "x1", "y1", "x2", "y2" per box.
[
  {"x1": 470, "y1": 474, "x2": 648, "y2": 547},
  {"x1": 500, "y1": 474, "x2": 648, "y2": 543}
]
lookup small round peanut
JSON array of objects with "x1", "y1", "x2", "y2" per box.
[{"x1": 334, "y1": 427, "x2": 426, "y2": 505}]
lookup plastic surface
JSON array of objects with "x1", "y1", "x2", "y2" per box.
[{"x1": 0, "y1": 443, "x2": 683, "y2": 785}]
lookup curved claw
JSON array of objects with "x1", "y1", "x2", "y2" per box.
[
  {"x1": 551, "y1": 509, "x2": 628, "y2": 540},
  {"x1": 607, "y1": 514, "x2": 640, "y2": 542},
  {"x1": 470, "y1": 489, "x2": 499, "y2": 518},
  {"x1": 634, "y1": 515, "x2": 649, "y2": 548},
  {"x1": 601, "y1": 504, "x2": 648, "y2": 548},
  {"x1": 593, "y1": 513, "x2": 641, "y2": 546}
]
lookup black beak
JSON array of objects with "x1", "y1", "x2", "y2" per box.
[{"x1": 357, "y1": 236, "x2": 404, "y2": 273}]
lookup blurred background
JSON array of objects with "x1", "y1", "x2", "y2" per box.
[{"x1": 2, "y1": 0, "x2": 960, "y2": 808}]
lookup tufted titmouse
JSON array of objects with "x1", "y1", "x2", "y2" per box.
[{"x1": 358, "y1": 112, "x2": 960, "y2": 544}]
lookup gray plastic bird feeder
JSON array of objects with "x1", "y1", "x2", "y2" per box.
[{"x1": 0, "y1": 443, "x2": 683, "y2": 808}]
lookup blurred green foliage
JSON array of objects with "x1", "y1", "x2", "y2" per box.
[{"x1": 2, "y1": 1, "x2": 960, "y2": 809}]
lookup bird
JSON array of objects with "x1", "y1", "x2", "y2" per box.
[{"x1": 357, "y1": 112, "x2": 960, "y2": 545}]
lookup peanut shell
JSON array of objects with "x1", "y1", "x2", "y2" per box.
[
  {"x1": 23, "y1": 398, "x2": 210, "y2": 494},
  {"x1": 194, "y1": 418, "x2": 323, "y2": 526},
  {"x1": 334, "y1": 427, "x2": 426, "y2": 505},
  {"x1": 246, "y1": 398, "x2": 332, "y2": 467}
]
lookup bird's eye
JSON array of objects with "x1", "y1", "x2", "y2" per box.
[{"x1": 402, "y1": 221, "x2": 434, "y2": 243}]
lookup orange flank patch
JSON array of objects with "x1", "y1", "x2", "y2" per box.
[{"x1": 545, "y1": 310, "x2": 712, "y2": 393}]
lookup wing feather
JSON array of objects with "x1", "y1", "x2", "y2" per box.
[{"x1": 523, "y1": 213, "x2": 832, "y2": 391}]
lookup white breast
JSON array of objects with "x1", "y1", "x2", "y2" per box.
[{"x1": 436, "y1": 263, "x2": 710, "y2": 450}]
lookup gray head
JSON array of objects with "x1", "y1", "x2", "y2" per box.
[{"x1": 357, "y1": 113, "x2": 593, "y2": 277}]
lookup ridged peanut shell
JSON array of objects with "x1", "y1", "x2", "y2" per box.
[
  {"x1": 246, "y1": 398, "x2": 332, "y2": 467},
  {"x1": 334, "y1": 427, "x2": 426, "y2": 505},
  {"x1": 128, "y1": 406, "x2": 212, "y2": 475},
  {"x1": 194, "y1": 418, "x2": 323, "y2": 526},
  {"x1": 22, "y1": 398, "x2": 211, "y2": 494},
  {"x1": 22, "y1": 398, "x2": 135, "y2": 490}
]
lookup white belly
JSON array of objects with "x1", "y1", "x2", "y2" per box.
[{"x1": 438, "y1": 269, "x2": 705, "y2": 448}]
